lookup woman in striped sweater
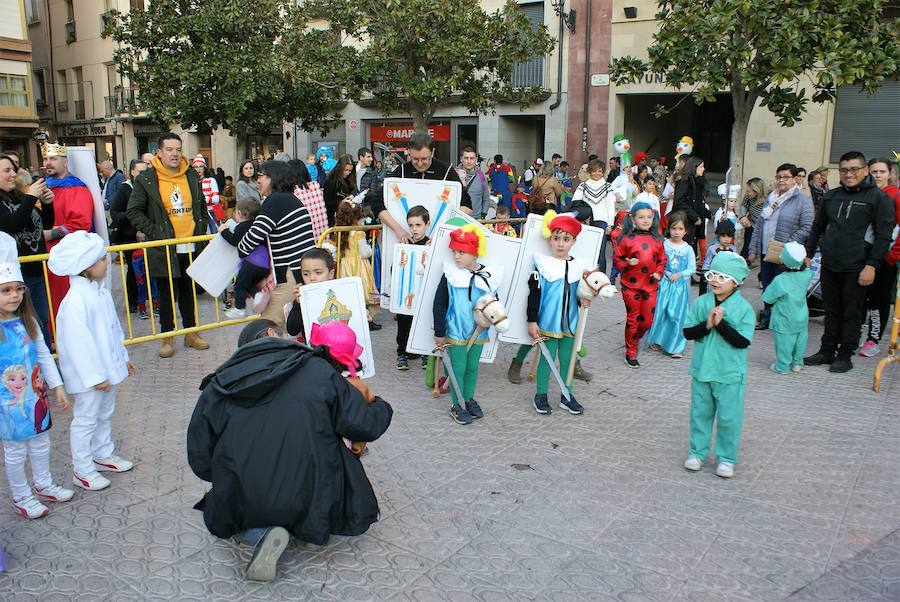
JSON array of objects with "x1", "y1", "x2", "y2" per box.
[{"x1": 238, "y1": 160, "x2": 316, "y2": 326}]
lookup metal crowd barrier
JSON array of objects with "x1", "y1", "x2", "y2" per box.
[{"x1": 873, "y1": 268, "x2": 900, "y2": 392}]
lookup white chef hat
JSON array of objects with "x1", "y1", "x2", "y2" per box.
[
  {"x1": 0, "y1": 232, "x2": 24, "y2": 286},
  {"x1": 48, "y1": 231, "x2": 106, "y2": 277}
]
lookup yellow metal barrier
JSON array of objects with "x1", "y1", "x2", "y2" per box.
[
  {"x1": 20, "y1": 234, "x2": 258, "y2": 347},
  {"x1": 873, "y1": 268, "x2": 900, "y2": 392}
]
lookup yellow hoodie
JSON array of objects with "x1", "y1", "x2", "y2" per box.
[{"x1": 151, "y1": 155, "x2": 195, "y2": 239}]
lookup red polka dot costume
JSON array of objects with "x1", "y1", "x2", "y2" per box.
[{"x1": 614, "y1": 224, "x2": 667, "y2": 360}]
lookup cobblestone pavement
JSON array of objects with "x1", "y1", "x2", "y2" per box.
[{"x1": 1, "y1": 271, "x2": 897, "y2": 601}]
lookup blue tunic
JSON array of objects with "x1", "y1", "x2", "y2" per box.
[
  {"x1": 534, "y1": 255, "x2": 588, "y2": 338},
  {"x1": 646, "y1": 240, "x2": 696, "y2": 353},
  {"x1": 442, "y1": 262, "x2": 504, "y2": 344},
  {"x1": 0, "y1": 318, "x2": 52, "y2": 442}
]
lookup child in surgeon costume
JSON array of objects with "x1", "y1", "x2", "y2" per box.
[
  {"x1": 760, "y1": 241, "x2": 813, "y2": 374},
  {"x1": 682, "y1": 251, "x2": 754, "y2": 479}
]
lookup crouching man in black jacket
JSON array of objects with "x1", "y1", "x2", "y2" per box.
[
  {"x1": 803, "y1": 151, "x2": 896, "y2": 373},
  {"x1": 187, "y1": 320, "x2": 393, "y2": 582}
]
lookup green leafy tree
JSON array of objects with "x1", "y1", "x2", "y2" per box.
[
  {"x1": 104, "y1": 0, "x2": 347, "y2": 136},
  {"x1": 304, "y1": 0, "x2": 557, "y2": 133},
  {"x1": 609, "y1": 0, "x2": 900, "y2": 185}
]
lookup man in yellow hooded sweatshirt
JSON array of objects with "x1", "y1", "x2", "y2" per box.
[{"x1": 126, "y1": 133, "x2": 210, "y2": 358}]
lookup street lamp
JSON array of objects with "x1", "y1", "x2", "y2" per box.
[{"x1": 550, "y1": 0, "x2": 577, "y2": 33}]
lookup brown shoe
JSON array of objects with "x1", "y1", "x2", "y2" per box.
[
  {"x1": 184, "y1": 332, "x2": 210, "y2": 350},
  {"x1": 159, "y1": 337, "x2": 175, "y2": 358}
]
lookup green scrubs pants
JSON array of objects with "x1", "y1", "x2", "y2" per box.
[
  {"x1": 773, "y1": 330, "x2": 807, "y2": 373},
  {"x1": 689, "y1": 379, "x2": 745, "y2": 464}
]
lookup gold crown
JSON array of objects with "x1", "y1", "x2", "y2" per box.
[{"x1": 40, "y1": 141, "x2": 67, "y2": 158}]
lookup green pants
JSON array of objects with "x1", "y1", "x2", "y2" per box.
[
  {"x1": 515, "y1": 344, "x2": 531, "y2": 363},
  {"x1": 773, "y1": 330, "x2": 807, "y2": 373},
  {"x1": 447, "y1": 344, "x2": 481, "y2": 407},
  {"x1": 689, "y1": 379, "x2": 745, "y2": 464},
  {"x1": 536, "y1": 336, "x2": 575, "y2": 396}
]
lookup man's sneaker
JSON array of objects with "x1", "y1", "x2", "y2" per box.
[
  {"x1": 245, "y1": 527, "x2": 290, "y2": 582},
  {"x1": 12, "y1": 494, "x2": 49, "y2": 519},
  {"x1": 421, "y1": 356, "x2": 428, "y2": 369},
  {"x1": 804, "y1": 350, "x2": 835, "y2": 366},
  {"x1": 139, "y1": 308, "x2": 149, "y2": 320},
  {"x1": 791, "y1": 364, "x2": 802, "y2": 373},
  {"x1": 225, "y1": 307, "x2": 247, "y2": 320},
  {"x1": 857, "y1": 341, "x2": 880, "y2": 357},
  {"x1": 684, "y1": 456, "x2": 703, "y2": 472},
  {"x1": 559, "y1": 395, "x2": 584, "y2": 415},
  {"x1": 396, "y1": 355, "x2": 409, "y2": 371},
  {"x1": 72, "y1": 471, "x2": 111, "y2": 491},
  {"x1": 573, "y1": 362, "x2": 592, "y2": 382},
  {"x1": 829, "y1": 356, "x2": 853, "y2": 373},
  {"x1": 625, "y1": 356, "x2": 640, "y2": 369},
  {"x1": 94, "y1": 455, "x2": 134, "y2": 473},
  {"x1": 465, "y1": 399, "x2": 484, "y2": 419},
  {"x1": 450, "y1": 404, "x2": 474, "y2": 425},
  {"x1": 533, "y1": 394, "x2": 552, "y2": 415},
  {"x1": 33, "y1": 483, "x2": 75, "y2": 503},
  {"x1": 715, "y1": 461, "x2": 735, "y2": 478}
]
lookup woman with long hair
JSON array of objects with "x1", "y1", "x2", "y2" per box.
[
  {"x1": 323, "y1": 154, "x2": 358, "y2": 227},
  {"x1": 738, "y1": 177, "x2": 767, "y2": 260},
  {"x1": 236, "y1": 159, "x2": 262, "y2": 203},
  {"x1": 288, "y1": 159, "x2": 329, "y2": 241},
  {"x1": 672, "y1": 156, "x2": 711, "y2": 253}
]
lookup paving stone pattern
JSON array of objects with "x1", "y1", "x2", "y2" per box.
[{"x1": 0, "y1": 270, "x2": 897, "y2": 601}]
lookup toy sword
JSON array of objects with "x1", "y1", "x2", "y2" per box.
[
  {"x1": 433, "y1": 344, "x2": 464, "y2": 404},
  {"x1": 534, "y1": 337, "x2": 571, "y2": 402}
]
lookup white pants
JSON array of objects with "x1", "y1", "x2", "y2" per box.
[
  {"x1": 3, "y1": 432, "x2": 52, "y2": 501},
  {"x1": 70, "y1": 387, "x2": 117, "y2": 475}
]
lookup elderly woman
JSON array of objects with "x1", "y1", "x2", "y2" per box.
[
  {"x1": 0, "y1": 154, "x2": 55, "y2": 341},
  {"x1": 748, "y1": 163, "x2": 815, "y2": 329}
]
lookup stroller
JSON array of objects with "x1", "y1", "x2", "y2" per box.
[{"x1": 807, "y1": 251, "x2": 825, "y2": 318}]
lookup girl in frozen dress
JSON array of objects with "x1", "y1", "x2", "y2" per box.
[{"x1": 647, "y1": 211, "x2": 696, "y2": 358}]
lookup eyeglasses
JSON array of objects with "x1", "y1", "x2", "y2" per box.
[
  {"x1": 838, "y1": 166, "x2": 864, "y2": 175},
  {"x1": 0, "y1": 285, "x2": 27, "y2": 296},
  {"x1": 704, "y1": 271, "x2": 735, "y2": 284},
  {"x1": 774, "y1": 175, "x2": 793, "y2": 180}
]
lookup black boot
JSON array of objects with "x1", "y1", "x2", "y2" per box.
[
  {"x1": 755, "y1": 308, "x2": 770, "y2": 330},
  {"x1": 804, "y1": 349, "x2": 835, "y2": 366}
]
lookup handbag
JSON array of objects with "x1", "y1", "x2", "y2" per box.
[{"x1": 763, "y1": 239, "x2": 784, "y2": 264}]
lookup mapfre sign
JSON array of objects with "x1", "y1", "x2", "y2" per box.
[{"x1": 370, "y1": 124, "x2": 450, "y2": 143}]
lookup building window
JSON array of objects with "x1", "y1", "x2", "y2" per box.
[
  {"x1": 130, "y1": 0, "x2": 145, "y2": 11},
  {"x1": 510, "y1": 2, "x2": 546, "y2": 88},
  {"x1": 33, "y1": 70, "x2": 46, "y2": 107},
  {"x1": 25, "y1": 0, "x2": 39, "y2": 23},
  {"x1": 829, "y1": 80, "x2": 900, "y2": 163},
  {"x1": 0, "y1": 75, "x2": 29, "y2": 108}
]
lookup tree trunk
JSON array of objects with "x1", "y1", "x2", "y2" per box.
[
  {"x1": 409, "y1": 101, "x2": 431, "y2": 135},
  {"x1": 729, "y1": 88, "x2": 755, "y2": 192}
]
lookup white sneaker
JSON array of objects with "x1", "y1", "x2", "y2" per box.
[
  {"x1": 715, "y1": 462, "x2": 735, "y2": 478},
  {"x1": 34, "y1": 483, "x2": 75, "y2": 502},
  {"x1": 94, "y1": 455, "x2": 134, "y2": 473},
  {"x1": 246, "y1": 527, "x2": 290, "y2": 582},
  {"x1": 791, "y1": 364, "x2": 802, "y2": 373},
  {"x1": 73, "y1": 471, "x2": 111, "y2": 491},
  {"x1": 13, "y1": 494, "x2": 49, "y2": 519},
  {"x1": 225, "y1": 307, "x2": 247, "y2": 320},
  {"x1": 684, "y1": 456, "x2": 703, "y2": 471}
]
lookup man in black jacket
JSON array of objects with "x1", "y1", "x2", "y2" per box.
[
  {"x1": 804, "y1": 151, "x2": 896, "y2": 373},
  {"x1": 363, "y1": 132, "x2": 472, "y2": 243},
  {"x1": 187, "y1": 320, "x2": 392, "y2": 582},
  {"x1": 109, "y1": 158, "x2": 146, "y2": 311}
]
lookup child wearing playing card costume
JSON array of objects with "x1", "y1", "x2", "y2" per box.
[
  {"x1": 527, "y1": 212, "x2": 592, "y2": 416},
  {"x1": 432, "y1": 225, "x2": 503, "y2": 425}
]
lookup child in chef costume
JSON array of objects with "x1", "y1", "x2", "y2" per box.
[{"x1": 48, "y1": 231, "x2": 136, "y2": 492}]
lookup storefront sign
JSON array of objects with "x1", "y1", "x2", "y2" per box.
[
  {"x1": 133, "y1": 122, "x2": 166, "y2": 136},
  {"x1": 58, "y1": 122, "x2": 113, "y2": 138},
  {"x1": 370, "y1": 124, "x2": 450, "y2": 143}
]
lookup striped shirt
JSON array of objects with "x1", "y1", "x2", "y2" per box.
[{"x1": 238, "y1": 191, "x2": 315, "y2": 281}]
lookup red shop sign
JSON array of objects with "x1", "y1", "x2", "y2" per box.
[{"x1": 370, "y1": 124, "x2": 450, "y2": 143}]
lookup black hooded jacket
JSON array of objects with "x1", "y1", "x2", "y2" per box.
[{"x1": 187, "y1": 338, "x2": 393, "y2": 544}]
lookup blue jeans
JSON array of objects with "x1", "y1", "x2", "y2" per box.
[
  {"x1": 235, "y1": 527, "x2": 268, "y2": 547},
  {"x1": 592, "y1": 221, "x2": 609, "y2": 273},
  {"x1": 24, "y1": 273, "x2": 52, "y2": 344}
]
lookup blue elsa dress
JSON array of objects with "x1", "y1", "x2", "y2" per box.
[{"x1": 646, "y1": 239, "x2": 696, "y2": 354}]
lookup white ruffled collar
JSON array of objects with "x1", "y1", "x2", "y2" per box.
[
  {"x1": 534, "y1": 254, "x2": 588, "y2": 283},
  {"x1": 443, "y1": 261, "x2": 504, "y2": 292}
]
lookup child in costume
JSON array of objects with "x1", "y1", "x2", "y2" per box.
[
  {"x1": 397, "y1": 206, "x2": 431, "y2": 370},
  {"x1": 526, "y1": 212, "x2": 592, "y2": 416},
  {"x1": 131, "y1": 248, "x2": 158, "y2": 320},
  {"x1": 286, "y1": 248, "x2": 337, "y2": 342},
  {"x1": 683, "y1": 251, "x2": 754, "y2": 479},
  {"x1": 608, "y1": 209, "x2": 629, "y2": 284},
  {"x1": 333, "y1": 201, "x2": 378, "y2": 310},
  {"x1": 761, "y1": 242, "x2": 812, "y2": 374},
  {"x1": 433, "y1": 225, "x2": 503, "y2": 425},
  {"x1": 487, "y1": 204, "x2": 518, "y2": 238},
  {"x1": 646, "y1": 211, "x2": 695, "y2": 358},
  {"x1": 699, "y1": 220, "x2": 737, "y2": 295},
  {"x1": 48, "y1": 231, "x2": 136, "y2": 492},
  {"x1": 511, "y1": 184, "x2": 528, "y2": 225},
  {"x1": 0, "y1": 232, "x2": 72, "y2": 519},
  {"x1": 221, "y1": 197, "x2": 271, "y2": 319},
  {"x1": 614, "y1": 202, "x2": 667, "y2": 368}
]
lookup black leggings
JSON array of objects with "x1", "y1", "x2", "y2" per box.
[
  {"x1": 157, "y1": 254, "x2": 197, "y2": 333},
  {"x1": 863, "y1": 263, "x2": 897, "y2": 344}
]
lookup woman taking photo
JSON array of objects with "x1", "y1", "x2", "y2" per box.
[
  {"x1": 323, "y1": 154, "x2": 358, "y2": 227},
  {"x1": 237, "y1": 161, "x2": 316, "y2": 327},
  {"x1": 237, "y1": 160, "x2": 262, "y2": 203},
  {"x1": 738, "y1": 177, "x2": 767, "y2": 260},
  {"x1": 672, "y1": 156, "x2": 712, "y2": 253},
  {"x1": 0, "y1": 154, "x2": 55, "y2": 342},
  {"x1": 747, "y1": 163, "x2": 814, "y2": 330}
]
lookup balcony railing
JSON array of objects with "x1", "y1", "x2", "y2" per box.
[
  {"x1": 74, "y1": 99, "x2": 85, "y2": 120},
  {"x1": 106, "y1": 88, "x2": 139, "y2": 115},
  {"x1": 510, "y1": 55, "x2": 546, "y2": 88}
]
